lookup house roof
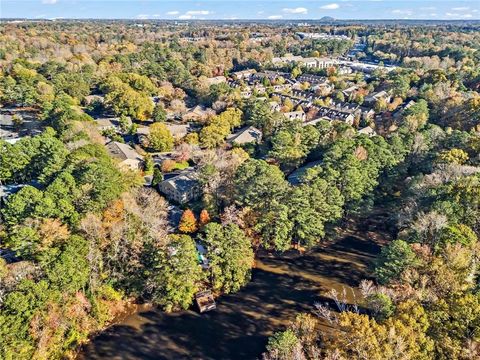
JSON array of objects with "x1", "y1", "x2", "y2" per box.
[
  {"x1": 358, "y1": 126, "x2": 377, "y2": 136},
  {"x1": 137, "y1": 123, "x2": 188, "y2": 138},
  {"x1": 161, "y1": 170, "x2": 199, "y2": 193},
  {"x1": 0, "y1": 184, "x2": 26, "y2": 199},
  {"x1": 106, "y1": 141, "x2": 143, "y2": 162},
  {"x1": 227, "y1": 126, "x2": 262, "y2": 145},
  {"x1": 287, "y1": 160, "x2": 323, "y2": 185},
  {"x1": 184, "y1": 105, "x2": 211, "y2": 119},
  {"x1": 365, "y1": 90, "x2": 389, "y2": 102},
  {"x1": 232, "y1": 69, "x2": 256, "y2": 76},
  {"x1": 0, "y1": 114, "x2": 14, "y2": 127},
  {"x1": 342, "y1": 85, "x2": 358, "y2": 94},
  {"x1": 166, "y1": 123, "x2": 189, "y2": 137},
  {"x1": 205, "y1": 76, "x2": 227, "y2": 85},
  {"x1": 84, "y1": 95, "x2": 105, "y2": 104},
  {"x1": 283, "y1": 110, "x2": 306, "y2": 118},
  {"x1": 95, "y1": 118, "x2": 117, "y2": 128},
  {"x1": 297, "y1": 74, "x2": 329, "y2": 84},
  {"x1": 137, "y1": 126, "x2": 150, "y2": 136}
]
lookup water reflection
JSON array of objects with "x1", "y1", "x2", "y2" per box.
[{"x1": 78, "y1": 234, "x2": 380, "y2": 360}]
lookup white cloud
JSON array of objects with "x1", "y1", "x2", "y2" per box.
[
  {"x1": 430, "y1": 13, "x2": 438, "y2": 17},
  {"x1": 420, "y1": 6, "x2": 436, "y2": 10},
  {"x1": 320, "y1": 3, "x2": 339, "y2": 10},
  {"x1": 282, "y1": 7, "x2": 308, "y2": 14},
  {"x1": 136, "y1": 14, "x2": 149, "y2": 20},
  {"x1": 452, "y1": 7, "x2": 469, "y2": 11},
  {"x1": 392, "y1": 9, "x2": 413, "y2": 15},
  {"x1": 445, "y1": 12, "x2": 472, "y2": 18},
  {"x1": 186, "y1": 10, "x2": 210, "y2": 16},
  {"x1": 42, "y1": 0, "x2": 57, "y2": 4},
  {"x1": 258, "y1": 11, "x2": 265, "y2": 14},
  {"x1": 166, "y1": 11, "x2": 179, "y2": 15},
  {"x1": 268, "y1": 15, "x2": 283, "y2": 19},
  {"x1": 176, "y1": 10, "x2": 211, "y2": 20}
]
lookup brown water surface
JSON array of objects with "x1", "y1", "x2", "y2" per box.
[{"x1": 78, "y1": 221, "x2": 385, "y2": 360}]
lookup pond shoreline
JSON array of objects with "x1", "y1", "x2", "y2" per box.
[{"x1": 77, "y1": 218, "x2": 388, "y2": 360}]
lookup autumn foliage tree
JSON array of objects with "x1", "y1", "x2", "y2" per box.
[
  {"x1": 178, "y1": 209, "x2": 198, "y2": 233},
  {"x1": 148, "y1": 123, "x2": 174, "y2": 152},
  {"x1": 199, "y1": 209, "x2": 211, "y2": 227}
]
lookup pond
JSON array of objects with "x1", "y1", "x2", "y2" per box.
[{"x1": 78, "y1": 225, "x2": 383, "y2": 360}]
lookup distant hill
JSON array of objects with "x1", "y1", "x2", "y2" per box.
[{"x1": 319, "y1": 16, "x2": 335, "y2": 22}]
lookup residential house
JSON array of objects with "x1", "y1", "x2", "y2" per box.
[
  {"x1": 0, "y1": 184, "x2": 26, "y2": 205},
  {"x1": 283, "y1": 111, "x2": 306, "y2": 121},
  {"x1": 226, "y1": 126, "x2": 262, "y2": 145},
  {"x1": 272, "y1": 84, "x2": 292, "y2": 92},
  {"x1": 311, "y1": 82, "x2": 334, "y2": 96},
  {"x1": 271, "y1": 54, "x2": 303, "y2": 65},
  {"x1": 205, "y1": 76, "x2": 227, "y2": 86},
  {"x1": 251, "y1": 71, "x2": 290, "y2": 83},
  {"x1": 254, "y1": 84, "x2": 267, "y2": 93},
  {"x1": 231, "y1": 69, "x2": 256, "y2": 80},
  {"x1": 315, "y1": 57, "x2": 338, "y2": 69},
  {"x1": 358, "y1": 126, "x2": 377, "y2": 137},
  {"x1": 358, "y1": 107, "x2": 376, "y2": 121},
  {"x1": 0, "y1": 114, "x2": 15, "y2": 140},
  {"x1": 105, "y1": 141, "x2": 144, "y2": 170},
  {"x1": 310, "y1": 104, "x2": 355, "y2": 125},
  {"x1": 95, "y1": 118, "x2": 119, "y2": 132},
  {"x1": 287, "y1": 160, "x2": 323, "y2": 185},
  {"x1": 296, "y1": 57, "x2": 338, "y2": 69},
  {"x1": 137, "y1": 123, "x2": 189, "y2": 144},
  {"x1": 182, "y1": 105, "x2": 213, "y2": 122},
  {"x1": 166, "y1": 123, "x2": 190, "y2": 139},
  {"x1": 240, "y1": 89, "x2": 253, "y2": 98},
  {"x1": 337, "y1": 60, "x2": 397, "y2": 74},
  {"x1": 273, "y1": 92, "x2": 310, "y2": 110},
  {"x1": 364, "y1": 91, "x2": 391, "y2": 106},
  {"x1": 296, "y1": 32, "x2": 350, "y2": 41},
  {"x1": 136, "y1": 126, "x2": 150, "y2": 146},
  {"x1": 298, "y1": 57, "x2": 319, "y2": 68},
  {"x1": 342, "y1": 85, "x2": 359, "y2": 98},
  {"x1": 337, "y1": 66, "x2": 353, "y2": 75},
  {"x1": 303, "y1": 117, "x2": 325, "y2": 126},
  {"x1": 296, "y1": 74, "x2": 329, "y2": 85},
  {"x1": 392, "y1": 100, "x2": 416, "y2": 121},
  {"x1": 158, "y1": 170, "x2": 202, "y2": 204},
  {"x1": 0, "y1": 110, "x2": 43, "y2": 140},
  {"x1": 292, "y1": 89, "x2": 316, "y2": 101},
  {"x1": 83, "y1": 94, "x2": 105, "y2": 105},
  {"x1": 269, "y1": 101, "x2": 281, "y2": 112}
]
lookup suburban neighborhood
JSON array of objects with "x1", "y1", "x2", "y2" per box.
[{"x1": 1, "y1": 6, "x2": 479, "y2": 360}]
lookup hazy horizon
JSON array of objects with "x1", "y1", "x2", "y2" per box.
[{"x1": 1, "y1": 0, "x2": 479, "y2": 21}]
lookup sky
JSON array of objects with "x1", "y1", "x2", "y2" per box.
[{"x1": 1, "y1": 0, "x2": 479, "y2": 20}]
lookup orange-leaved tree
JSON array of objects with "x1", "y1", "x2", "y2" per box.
[
  {"x1": 178, "y1": 209, "x2": 198, "y2": 233},
  {"x1": 199, "y1": 209, "x2": 211, "y2": 227}
]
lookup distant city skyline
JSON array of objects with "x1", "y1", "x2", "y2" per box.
[{"x1": 1, "y1": 0, "x2": 479, "y2": 21}]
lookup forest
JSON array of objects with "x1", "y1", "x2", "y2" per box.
[{"x1": 0, "y1": 20, "x2": 479, "y2": 360}]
